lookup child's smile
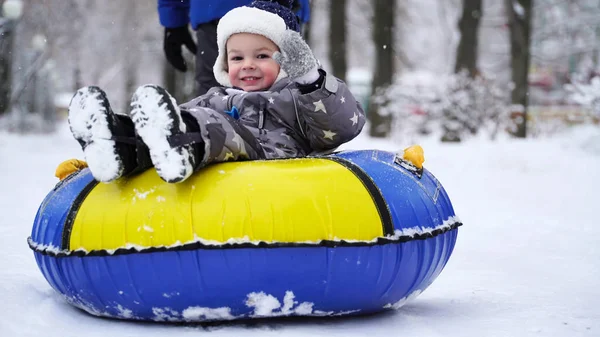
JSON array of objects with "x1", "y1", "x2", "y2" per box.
[{"x1": 226, "y1": 33, "x2": 281, "y2": 91}]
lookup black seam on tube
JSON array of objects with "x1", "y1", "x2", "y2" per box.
[
  {"x1": 61, "y1": 179, "x2": 99, "y2": 250},
  {"x1": 29, "y1": 222, "x2": 462, "y2": 258},
  {"x1": 324, "y1": 156, "x2": 395, "y2": 236}
]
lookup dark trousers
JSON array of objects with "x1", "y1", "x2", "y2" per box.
[
  {"x1": 114, "y1": 112, "x2": 203, "y2": 177},
  {"x1": 195, "y1": 21, "x2": 221, "y2": 96}
]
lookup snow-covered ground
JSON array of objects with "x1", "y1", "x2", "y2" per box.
[{"x1": 1, "y1": 121, "x2": 599, "y2": 336}]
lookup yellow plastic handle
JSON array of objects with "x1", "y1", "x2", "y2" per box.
[
  {"x1": 55, "y1": 159, "x2": 88, "y2": 180},
  {"x1": 402, "y1": 145, "x2": 425, "y2": 169}
]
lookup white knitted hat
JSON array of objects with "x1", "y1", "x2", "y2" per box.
[{"x1": 213, "y1": 5, "x2": 294, "y2": 87}]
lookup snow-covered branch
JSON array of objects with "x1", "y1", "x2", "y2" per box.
[
  {"x1": 375, "y1": 70, "x2": 512, "y2": 142},
  {"x1": 566, "y1": 76, "x2": 600, "y2": 119}
]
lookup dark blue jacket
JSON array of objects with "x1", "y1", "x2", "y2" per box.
[{"x1": 158, "y1": 0, "x2": 310, "y2": 29}]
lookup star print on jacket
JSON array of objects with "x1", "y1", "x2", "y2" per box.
[
  {"x1": 323, "y1": 130, "x2": 337, "y2": 140},
  {"x1": 178, "y1": 72, "x2": 366, "y2": 167},
  {"x1": 314, "y1": 100, "x2": 327, "y2": 113},
  {"x1": 350, "y1": 112, "x2": 359, "y2": 126}
]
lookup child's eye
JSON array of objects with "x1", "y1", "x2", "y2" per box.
[
  {"x1": 257, "y1": 54, "x2": 270, "y2": 59},
  {"x1": 230, "y1": 56, "x2": 243, "y2": 61}
]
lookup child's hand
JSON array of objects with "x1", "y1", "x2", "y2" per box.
[{"x1": 273, "y1": 30, "x2": 320, "y2": 84}]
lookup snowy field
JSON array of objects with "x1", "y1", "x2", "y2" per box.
[{"x1": 1, "y1": 120, "x2": 599, "y2": 337}]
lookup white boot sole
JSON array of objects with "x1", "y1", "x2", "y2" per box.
[
  {"x1": 130, "y1": 85, "x2": 193, "y2": 183},
  {"x1": 68, "y1": 87, "x2": 123, "y2": 182}
]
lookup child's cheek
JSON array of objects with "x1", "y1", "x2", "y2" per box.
[
  {"x1": 264, "y1": 64, "x2": 280, "y2": 86},
  {"x1": 228, "y1": 66, "x2": 239, "y2": 86}
]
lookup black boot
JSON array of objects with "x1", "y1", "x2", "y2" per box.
[
  {"x1": 68, "y1": 86, "x2": 137, "y2": 182},
  {"x1": 129, "y1": 85, "x2": 199, "y2": 183}
]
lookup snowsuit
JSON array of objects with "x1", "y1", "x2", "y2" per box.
[
  {"x1": 158, "y1": 0, "x2": 311, "y2": 95},
  {"x1": 179, "y1": 69, "x2": 365, "y2": 169}
]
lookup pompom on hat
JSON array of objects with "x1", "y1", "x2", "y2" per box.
[{"x1": 213, "y1": 0, "x2": 302, "y2": 87}]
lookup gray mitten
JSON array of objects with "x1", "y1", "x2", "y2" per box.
[{"x1": 273, "y1": 30, "x2": 320, "y2": 84}]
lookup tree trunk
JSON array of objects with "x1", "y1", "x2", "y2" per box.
[
  {"x1": 163, "y1": 59, "x2": 192, "y2": 103},
  {"x1": 303, "y1": 0, "x2": 313, "y2": 45},
  {"x1": 163, "y1": 59, "x2": 178, "y2": 99},
  {"x1": 328, "y1": 0, "x2": 347, "y2": 82},
  {"x1": 443, "y1": 0, "x2": 482, "y2": 142},
  {"x1": 0, "y1": 19, "x2": 15, "y2": 115},
  {"x1": 73, "y1": 62, "x2": 81, "y2": 91},
  {"x1": 123, "y1": 1, "x2": 138, "y2": 113},
  {"x1": 368, "y1": 0, "x2": 395, "y2": 138},
  {"x1": 506, "y1": 0, "x2": 533, "y2": 138},
  {"x1": 455, "y1": 0, "x2": 482, "y2": 76}
]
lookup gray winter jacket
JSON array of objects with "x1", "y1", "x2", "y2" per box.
[{"x1": 179, "y1": 70, "x2": 365, "y2": 168}]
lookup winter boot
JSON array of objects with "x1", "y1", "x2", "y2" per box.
[
  {"x1": 129, "y1": 85, "x2": 197, "y2": 183},
  {"x1": 68, "y1": 86, "x2": 137, "y2": 183}
]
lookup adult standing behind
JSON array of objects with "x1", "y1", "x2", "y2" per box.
[{"x1": 158, "y1": 0, "x2": 311, "y2": 95}]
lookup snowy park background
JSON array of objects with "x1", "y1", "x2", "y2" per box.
[
  {"x1": 2, "y1": 0, "x2": 600, "y2": 336},
  {"x1": 1, "y1": 121, "x2": 599, "y2": 337}
]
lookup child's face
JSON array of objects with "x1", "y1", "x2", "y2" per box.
[{"x1": 226, "y1": 33, "x2": 280, "y2": 92}]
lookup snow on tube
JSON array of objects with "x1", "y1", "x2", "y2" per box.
[{"x1": 28, "y1": 149, "x2": 461, "y2": 322}]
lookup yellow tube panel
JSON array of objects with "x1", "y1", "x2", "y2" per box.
[{"x1": 69, "y1": 158, "x2": 384, "y2": 251}]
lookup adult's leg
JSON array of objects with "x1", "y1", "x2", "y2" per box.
[{"x1": 194, "y1": 21, "x2": 221, "y2": 95}]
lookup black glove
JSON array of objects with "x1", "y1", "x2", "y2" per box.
[{"x1": 164, "y1": 26, "x2": 197, "y2": 72}]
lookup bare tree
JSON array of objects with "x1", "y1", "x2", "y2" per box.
[
  {"x1": 443, "y1": 0, "x2": 482, "y2": 142},
  {"x1": 455, "y1": 0, "x2": 482, "y2": 76},
  {"x1": 122, "y1": 1, "x2": 138, "y2": 112},
  {"x1": 0, "y1": 16, "x2": 16, "y2": 115},
  {"x1": 163, "y1": 48, "x2": 196, "y2": 103},
  {"x1": 27, "y1": 0, "x2": 82, "y2": 89},
  {"x1": 531, "y1": 0, "x2": 600, "y2": 70},
  {"x1": 368, "y1": 0, "x2": 395, "y2": 138},
  {"x1": 304, "y1": 0, "x2": 314, "y2": 46},
  {"x1": 163, "y1": 59, "x2": 178, "y2": 100},
  {"x1": 328, "y1": 0, "x2": 347, "y2": 82},
  {"x1": 506, "y1": 0, "x2": 533, "y2": 138}
]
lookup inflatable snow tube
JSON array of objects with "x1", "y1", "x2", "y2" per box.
[{"x1": 28, "y1": 149, "x2": 461, "y2": 322}]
